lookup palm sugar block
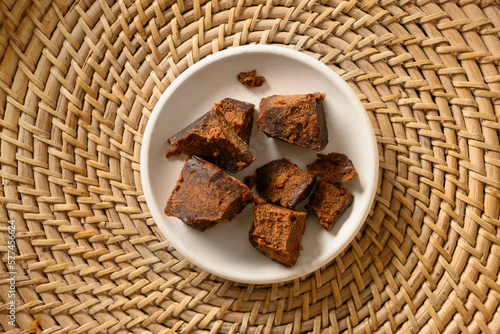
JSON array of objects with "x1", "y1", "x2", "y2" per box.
[
  {"x1": 256, "y1": 158, "x2": 316, "y2": 209},
  {"x1": 307, "y1": 152, "x2": 358, "y2": 182},
  {"x1": 249, "y1": 203, "x2": 307, "y2": 267},
  {"x1": 214, "y1": 98, "x2": 255, "y2": 144},
  {"x1": 165, "y1": 156, "x2": 254, "y2": 231},
  {"x1": 168, "y1": 107, "x2": 256, "y2": 173},
  {"x1": 256, "y1": 93, "x2": 328, "y2": 151},
  {"x1": 305, "y1": 181, "x2": 353, "y2": 231}
]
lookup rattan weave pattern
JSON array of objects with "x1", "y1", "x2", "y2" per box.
[{"x1": 0, "y1": 0, "x2": 499, "y2": 333}]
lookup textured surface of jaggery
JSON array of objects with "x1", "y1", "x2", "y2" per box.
[
  {"x1": 249, "y1": 203, "x2": 307, "y2": 267},
  {"x1": 168, "y1": 109, "x2": 256, "y2": 173},
  {"x1": 307, "y1": 152, "x2": 358, "y2": 182},
  {"x1": 256, "y1": 158, "x2": 316, "y2": 209},
  {"x1": 165, "y1": 156, "x2": 254, "y2": 231},
  {"x1": 306, "y1": 181, "x2": 353, "y2": 230},
  {"x1": 243, "y1": 175, "x2": 257, "y2": 189},
  {"x1": 237, "y1": 69, "x2": 266, "y2": 88},
  {"x1": 256, "y1": 93, "x2": 328, "y2": 151},
  {"x1": 213, "y1": 98, "x2": 255, "y2": 144}
]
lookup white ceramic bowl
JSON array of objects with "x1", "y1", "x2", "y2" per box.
[{"x1": 141, "y1": 45, "x2": 378, "y2": 284}]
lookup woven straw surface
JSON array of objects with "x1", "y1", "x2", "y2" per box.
[{"x1": 1, "y1": 0, "x2": 500, "y2": 333}]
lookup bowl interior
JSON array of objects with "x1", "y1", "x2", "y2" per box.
[{"x1": 141, "y1": 45, "x2": 378, "y2": 284}]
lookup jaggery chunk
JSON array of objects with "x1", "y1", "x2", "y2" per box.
[
  {"x1": 237, "y1": 69, "x2": 266, "y2": 88},
  {"x1": 164, "y1": 156, "x2": 254, "y2": 231},
  {"x1": 256, "y1": 159, "x2": 316, "y2": 209},
  {"x1": 213, "y1": 98, "x2": 255, "y2": 143},
  {"x1": 168, "y1": 108, "x2": 256, "y2": 173},
  {"x1": 243, "y1": 175, "x2": 257, "y2": 189},
  {"x1": 307, "y1": 152, "x2": 358, "y2": 182},
  {"x1": 305, "y1": 181, "x2": 353, "y2": 231},
  {"x1": 249, "y1": 203, "x2": 307, "y2": 267},
  {"x1": 165, "y1": 148, "x2": 182, "y2": 158},
  {"x1": 256, "y1": 93, "x2": 328, "y2": 151}
]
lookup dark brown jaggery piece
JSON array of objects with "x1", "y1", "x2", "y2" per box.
[
  {"x1": 168, "y1": 108, "x2": 256, "y2": 173},
  {"x1": 256, "y1": 158, "x2": 316, "y2": 209},
  {"x1": 305, "y1": 181, "x2": 353, "y2": 231},
  {"x1": 237, "y1": 69, "x2": 266, "y2": 88},
  {"x1": 256, "y1": 93, "x2": 328, "y2": 151},
  {"x1": 165, "y1": 148, "x2": 182, "y2": 158},
  {"x1": 213, "y1": 98, "x2": 255, "y2": 144},
  {"x1": 307, "y1": 152, "x2": 358, "y2": 182},
  {"x1": 164, "y1": 156, "x2": 254, "y2": 231},
  {"x1": 249, "y1": 203, "x2": 307, "y2": 267},
  {"x1": 243, "y1": 175, "x2": 257, "y2": 189}
]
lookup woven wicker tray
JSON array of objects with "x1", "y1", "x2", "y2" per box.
[{"x1": 1, "y1": 0, "x2": 499, "y2": 333}]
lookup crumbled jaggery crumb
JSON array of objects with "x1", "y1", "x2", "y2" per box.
[
  {"x1": 166, "y1": 148, "x2": 182, "y2": 158},
  {"x1": 237, "y1": 69, "x2": 266, "y2": 88}
]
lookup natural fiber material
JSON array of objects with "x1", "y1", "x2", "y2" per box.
[{"x1": 0, "y1": 0, "x2": 499, "y2": 333}]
